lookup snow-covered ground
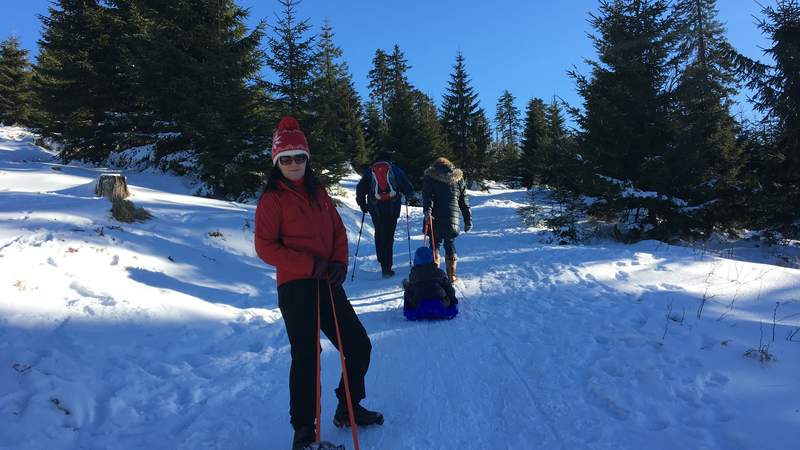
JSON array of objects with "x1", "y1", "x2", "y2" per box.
[{"x1": 1, "y1": 126, "x2": 798, "y2": 450}]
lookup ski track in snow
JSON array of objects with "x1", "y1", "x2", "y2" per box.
[{"x1": 1, "y1": 127, "x2": 799, "y2": 450}]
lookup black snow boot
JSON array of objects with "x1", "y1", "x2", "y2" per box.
[
  {"x1": 291, "y1": 425, "x2": 315, "y2": 450},
  {"x1": 333, "y1": 401, "x2": 384, "y2": 428}
]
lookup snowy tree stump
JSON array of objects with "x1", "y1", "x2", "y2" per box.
[{"x1": 95, "y1": 174, "x2": 130, "y2": 201}]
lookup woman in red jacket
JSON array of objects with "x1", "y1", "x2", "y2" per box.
[{"x1": 255, "y1": 117, "x2": 382, "y2": 450}]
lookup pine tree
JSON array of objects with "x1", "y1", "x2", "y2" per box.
[
  {"x1": 364, "y1": 49, "x2": 392, "y2": 157},
  {"x1": 735, "y1": 0, "x2": 800, "y2": 231},
  {"x1": 308, "y1": 23, "x2": 365, "y2": 185},
  {"x1": 439, "y1": 52, "x2": 485, "y2": 183},
  {"x1": 265, "y1": 0, "x2": 315, "y2": 118},
  {"x1": 493, "y1": 90, "x2": 521, "y2": 183},
  {"x1": 569, "y1": 0, "x2": 679, "y2": 238},
  {"x1": 570, "y1": 0, "x2": 676, "y2": 188},
  {"x1": 0, "y1": 35, "x2": 33, "y2": 126},
  {"x1": 367, "y1": 49, "x2": 390, "y2": 124},
  {"x1": 544, "y1": 97, "x2": 582, "y2": 192},
  {"x1": 671, "y1": 0, "x2": 742, "y2": 230},
  {"x1": 382, "y1": 45, "x2": 440, "y2": 185},
  {"x1": 128, "y1": 0, "x2": 271, "y2": 198},
  {"x1": 470, "y1": 109, "x2": 493, "y2": 183},
  {"x1": 519, "y1": 98, "x2": 548, "y2": 187},
  {"x1": 34, "y1": 0, "x2": 136, "y2": 162},
  {"x1": 495, "y1": 90, "x2": 520, "y2": 148},
  {"x1": 363, "y1": 100, "x2": 387, "y2": 161}
]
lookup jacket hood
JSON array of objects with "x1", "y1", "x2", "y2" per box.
[{"x1": 424, "y1": 164, "x2": 463, "y2": 185}]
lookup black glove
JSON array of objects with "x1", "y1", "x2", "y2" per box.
[
  {"x1": 312, "y1": 255, "x2": 328, "y2": 279},
  {"x1": 464, "y1": 221, "x2": 473, "y2": 232},
  {"x1": 327, "y1": 261, "x2": 347, "y2": 287},
  {"x1": 358, "y1": 203, "x2": 367, "y2": 214}
]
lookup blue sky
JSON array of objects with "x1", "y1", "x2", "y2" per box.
[{"x1": 2, "y1": 0, "x2": 777, "y2": 124}]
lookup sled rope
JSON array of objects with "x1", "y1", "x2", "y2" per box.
[{"x1": 426, "y1": 215, "x2": 438, "y2": 264}]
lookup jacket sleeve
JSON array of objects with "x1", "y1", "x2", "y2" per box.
[
  {"x1": 458, "y1": 180, "x2": 471, "y2": 225},
  {"x1": 254, "y1": 192, "x2": 314, "y2": 276},
  {"x1": 393, "y1": 165, "x2": 415, "y2": 198},
  {"x1": 327, "y1": 193, "x2": 350, "y2": 266},
  {"x1": 355, "y1": 170, "x2": 370, "y2": 211}
]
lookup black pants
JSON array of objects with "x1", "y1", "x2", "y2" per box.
[
  {"x1": 370, "y1": 202, "x2": 399, "y2": 273},
  {"x1": 278, "y1": 279, "x2": 372, "y2": 429}
]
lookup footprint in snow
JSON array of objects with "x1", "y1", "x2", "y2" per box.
[{"x1": 615, "y1": 271, "x2": 631, "y2": 281}]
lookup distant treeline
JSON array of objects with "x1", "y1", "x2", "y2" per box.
[{"x1": 0, "y1": 0, "x2": 798, "y2": 239}]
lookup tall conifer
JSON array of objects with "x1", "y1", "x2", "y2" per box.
[
  {"x1": 440, "y1": 52, "x2": 485, "y2": 182},
  {"x1": 0, "y1": 35, "x2": 33, "y2": 126}
]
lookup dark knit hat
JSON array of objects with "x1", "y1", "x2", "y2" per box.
[
  {"x1": 414, "y1": 246, "x2": 434, "y2": 266},
  {"x1": 271, "y1": 116, "x2": 310, "y2": 164}
]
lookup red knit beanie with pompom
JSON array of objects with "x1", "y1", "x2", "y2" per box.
[{"x1": 271, "y1": 116, "x2": 310, "y2": 164}]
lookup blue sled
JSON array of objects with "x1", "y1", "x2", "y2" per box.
[{"x1": 404, "y1": 299, "x2": 458, "y2": 321}]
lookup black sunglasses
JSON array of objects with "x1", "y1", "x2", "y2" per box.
[{"x1": 278, "y1": 154, "x2": 308, "y2": 165}]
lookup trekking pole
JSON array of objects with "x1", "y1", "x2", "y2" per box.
[
  {"x1": 405, "y1": 198, "x2": 412, "y2": 269},
  {"x1": 350, "y1": 211, "x2": 366, "y2": 282},
  {"x1": 315, "y1": 281, "x2": 323, "y2": 442},
  {"x1": 327, "y1": 281, "x2": 360, "y2": 450}
]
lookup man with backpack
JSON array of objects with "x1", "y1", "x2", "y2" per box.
[{"x1": 356, "y1": 152, "x2": 415, "y2": 278}]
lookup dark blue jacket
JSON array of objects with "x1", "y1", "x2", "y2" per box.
[
  {"x1": 403, "y1": 263, "x2": 458, "y2": 308},
  {"x1": 356, "y1": 160, "x2": 414, "y2": 219}
]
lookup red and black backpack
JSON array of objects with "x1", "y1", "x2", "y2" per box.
[{"x1": 370, "y1": 161, "x2": 397, "y2": 202}]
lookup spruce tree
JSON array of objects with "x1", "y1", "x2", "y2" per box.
[
  {"x1": 364, "y1": 49, "x2": 392, "y2": 157},
  {"x1": 363, "y1": 101, "x2": 387, "y2": 161},
  {"x1": 265, "y1": 0, "x2": 315, "y2": 118},
  {"x1": 493, "y1": 90, "x2": 521, "y2": 183},
  {"x1": 671, "y1": 0, "x2": 742, "y2": 231},
  {"x1": 570, "y1": 0, "x2": 676, "y2": 188},
  {"x1": 0, "y1": 35, "x2": 33, "y2": 126},
  {"x1": 308, "y1": 23, "x2": 365, "y2": 184},
  {"x1": 382, "y1": 45, "x2": 440, "y2": 185},
  {"x1": 569, "y1": 0, "x2": 678, "y2": 238},
  {"x1": 439, "y1": 52, "x2": 485, "y2": 183},
  {"x1": 735, "y1": 0, "x2": 800, "y2": 231},
  {"x1": 519, "y1": 98, "x2": 548, "y2": 187},
  {"x1": 367, "y1": 49, "x2": 391, "y2": 124},
  {"x1": 34, "y1": 0, "x2": 135, "y2": 162},
  {"x1": 544, "y1": 97, "x2": 581, "y2": 192}
]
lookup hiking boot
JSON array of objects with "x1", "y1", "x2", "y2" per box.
[
  {"x1": 291, "y1": 425, "x2": 315, "y2": 450},
  {"x1": 446, "y1": 256, "x2": 458, "y2": 283},
  {"x1": 333, "y1": 402, "x2": 384, "y2": 428},
  {"x1": 381, "y1": 269, "x2": 395, "y2": 278}
]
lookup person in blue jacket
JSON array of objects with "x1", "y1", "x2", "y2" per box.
[
  {"x1": 356, "y1": 152, "x2": 415, "y2": 278},
  {"x1": 402, "y1": 246, "x2": 458, "y2": 310}
]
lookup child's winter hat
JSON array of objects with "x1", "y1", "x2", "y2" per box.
[
  {"x1": 272, "y1": 116, "x2": 310, "y2": 164},
  {"x1": 414, "y1": 246, "x2": 434, "y2": 266}
]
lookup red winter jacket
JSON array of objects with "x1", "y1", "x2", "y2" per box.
[{"x1": 255, "y1": 179, "x2": 349, "y2": 287}]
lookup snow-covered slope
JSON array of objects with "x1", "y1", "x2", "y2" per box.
[{"x1": 1, "y1": 126, "x2": 798, "y2": 450}]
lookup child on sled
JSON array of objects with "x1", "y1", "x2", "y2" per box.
[{"x1": 402, "y1": 247, "x2": 458, "y2": 317}]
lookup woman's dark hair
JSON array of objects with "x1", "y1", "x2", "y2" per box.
[{"x1": 262, "y1": 161, "x2": 323, "y2": 204}]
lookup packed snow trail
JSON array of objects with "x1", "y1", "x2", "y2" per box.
[{"x1": 1, "y1": 127, "x2": 798, "y2": 450}]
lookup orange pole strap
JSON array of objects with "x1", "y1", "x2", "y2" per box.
[{"x1": 327, "y1": 281, "x2": 360, "y2": 450}]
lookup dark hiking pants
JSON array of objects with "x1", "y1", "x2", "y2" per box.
[
  {"x1": 370, "y1": 201, "x2": 399, "y2": 273},
  {"x1": 278, "y1": 279, "x2": 372, "y2": 429}
]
